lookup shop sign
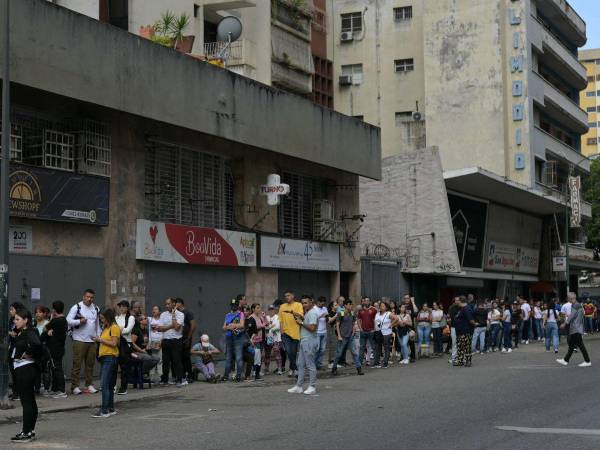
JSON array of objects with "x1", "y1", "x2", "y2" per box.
[
  {"x1": 448, "y1": 194, "x2": 488, "y2": 270},
  {"x1": 552, "y1": 256, "x2": 567, "y2": 272},
  {"x1": 485, "y1": 241, "x2": 539, "y2": 274},
  {"x1": 9, "y1": 225, "x2": 32, "y2": 253},
  {"x1": 135, "y1": 219, "x2": 256, "y2": 267},
  {"x1": 260, "y1": 174, "x2": 290, "y2": 206},
  {"x1": 260, "y1": 236, "x2": 339, "y2": 271},
  {"x1": 8, "y1": 163, "x2": 109, "y2": 225},
  {"x1": 569, "y1": 176, "x2": 581, "y2": 228}
]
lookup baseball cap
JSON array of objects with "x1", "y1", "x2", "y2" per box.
[{"x1": 268, "y1": 304, "x2": 275, "y2": 310}]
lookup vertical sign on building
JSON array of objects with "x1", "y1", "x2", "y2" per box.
[
  {"x1": 569, "y1": 176, "x2": 581, "y2": 227},
  {"x1": 509, "y1": 0, "x2": 526, "y2": 172}
]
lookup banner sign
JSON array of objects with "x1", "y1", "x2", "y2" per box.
[
  {"x1": 485, "y1": 241, "x2": 539, "y2": 274},
  {"x1": 448, "y1": 194, "x2": 488, "y2": 269},
  {"x1": 135, "y1": 219, "x2": 256, "y2": 267},
  {"x1": 260, "y1": 236, "x2": 339, "y2": 271},
  {"x1": 552, "y1": 256, "x2": 567, "y2": 272},
  {"x1": 8, "y1": 163, "x2": 109, "y2": 225},
  {"x1": 9, "y1": 225, "x2": 32, "y2": 253},
  {"x1": 569, "y1": 176, "x2": 581, "y2": 228}
]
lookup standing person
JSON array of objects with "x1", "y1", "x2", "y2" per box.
[
  {"x1": 34, "y1": 306, "x2": 50, "y2": 336},
  {"x1": 501, "y1": 302, "x2": 513, "y2": 353},
  {"x1": 533, "y1": 301, "x2": 544, "y2": 341},
  {"x1": 452, "y1": 296, "x2": 475, "y2": 367},
  {"x1": 246, "y1": 303, "x2": 267, "y2": 380},
  {"x1": 326, "y1": 300, "x2": 340, "y2": 367},
  {"x1": 115, "y1": 300, "x2": 135, "y2": 395},
  {"x1": 131, "y1": 301, "x2": 143, "y2": 322},
  {"x1": 396, "y1": 305, "x2": 412, "y2": 364},
  {"x1": 91, "y1": 308, "x2": 120, "y2": 418},
  {"x1": 264, "y1": 305, "x2": 283, "y2": 375},
  {"x1": 511, "y1": 302, "x2": 522, "y2": 349},
  {"x1": 557, "y1": 293, "x2": 591, "y2": 367},
  {"x1": 43, "y1": 301, "x2": 68, "y2": 398},
  {"x1": 331, "y1": 299, "x2": 363, "y2": 376},
  {"x1": 543, "y1": 300, "x2": 560, "y2": 354},
  {"x1": 520, "y1": 298, "x2": 531, "y2": 344},
  {"x1": 401, "y1": 295, "x2": 418, "y2": 361},
  {"x1": 373, "y1": 302, "x2": 395, "y2": 368},
  {"x1": 471, "y1": 302, "x2": 488, "y2": 355},
  {"x1": 147, "y1": 305, "x2": 163, "y2": 382},
  {"x1": 66, "y1": 289, "x2": 100, "y2": 395},
  {"x1": 416, "y1": 304, "x2": 432, "y2": 357},
  {"x1": 8, "y1": 302, "x2": 25, "y2": 401},
  {"x1": 175, "y1": 298, "x2": 196, "y2": 383},
  {"x1": 279, "y1": 291, "x2": 304, "y2": 377},
  {"x1": 222, "y1": 299, "x2": 246, "y2": 382},
  {"x1": 431, "y1": 302, "x2": 444, "y2": 356},
  {"x1": 357, "y1": 296, "x2": 377, "y2": 367},
  {"x1": 9, "y1": 308, "x2": 42, "y2": 442},
  {"x1": 487, "y1": 301, "x2": 502, "y2": 352},
  {"x1": 314, "y1": 297, "x2": 329, "y2": 370},
  {"x1": 155, "y1": 298, "x2": 185, "y2": 387},
  {"x1": 288, "y1": 295, "x2": 319, "y2": 395},
  {"x1": 447, "y1": 297, "x2": 461, "y2": 364},
  {"x1": 33, "y1": 305, "x2": 51, "y2": 394},
  {"x1": 583, "y1": 298, "x2": 595, "y2": 335}
]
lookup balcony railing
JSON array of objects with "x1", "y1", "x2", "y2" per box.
[
  {"x1": 203, "y1": 39, "x2": 255, "y2": 68},
  {"x1": 532, "y1": 71, "x2": 588, "y2": 130}
]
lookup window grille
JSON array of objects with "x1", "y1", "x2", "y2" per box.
[
  {"x1": 394, "y1": 58, "x2": 414, "y2": 73},
  {"x1": 0, "y1": 122, "x2": 23, "y2": 162},
  {"x1": 341, "y1": 12, "x2": 362, "y2": 34},
  {"x1": 279, "y1": 171, "x2": 328, "y2": 240},
  {"x1": 145, "y1": 141, "x2": 233, "y2": 229},
  {"x1": 73, "y1": 120, "x2": 111, "y2": 177},
  {"x1": 26, "y1": 129, "x2": 75, "y2": 172},
  {"x1": 394, "y1": 6, "x2": 412, "y2": 21}
]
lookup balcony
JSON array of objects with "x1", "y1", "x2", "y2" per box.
[
  {"x1": 203, "y1": 39, "x2": 256, "y2": 69},
  {"x1": 535, "y1": 0, "x2": 586, "y2": 48},
  {"x1": 271, "y1": 24, "x2": 313, "y2": 95},
  {"x1": 530, "y1": 16, "x2": 587, "y2": 89},
  {"x1": 531, "y1": 72, "x2": 588, "y2": 134},
  {"x1": 533, "y1": 126, "x2": 590, "y2": 174}
]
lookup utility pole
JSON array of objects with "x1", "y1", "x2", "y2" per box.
[{"x1": 0, "y1": 0, "x2": 10, "y2": 409}]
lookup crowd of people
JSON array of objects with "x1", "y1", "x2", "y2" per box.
[{"x1": 6, "y1": 288, "x2": 595, "y2": 442}]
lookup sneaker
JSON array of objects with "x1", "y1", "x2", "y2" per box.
[
  {"x1": 72, "y1": 387, "x2": 82, "y2": 395},
  {"x1": 373, "y1": 365, "x2": 381, "y2": 369},
  {"x1": 578, "y1": 362, "x2": 592, "y2": 367},
  {"x1": 545, "y1": 349, "x2": 550, "y2": 352},
  {"x1": 525, "y1": 340, "x2": 529, "y2": 345},
  {"x1": 556, "y1": 358, "x2": 568, "y2": 366},
  {"x1": 401, "y1": 359, "x2": 410, "y2": 364},
  {"x1": 287, "y1": 386, "x2": 303, "y2": 394},
  {"x1": 554, "y1": 350, "x2": 559, "y2": 354},
  {"x1": 91, "y1": 409, "x2": 110, "y2": 418},
  {"x1": 501, "y1": 349, "x2": 506, "y2": 353},
  {"x1": 276, "y1": 370, "x2": 283, "y2": 376},
  {"x1": 507, "y1": 348, "x2": 512, "y2": 353},
  {"x1": 11, "y1": 432, "x2": 35, "y2": 442},
  {"x1": 176, "y1": 381, "x2": 187, "y2": 388},
  {"x1": 288, "y1": 370, "x2": 294, "y2": 377},
  {"x1": 108, "y1": 409, "x2": 118, "y2": 416},
  {"x1": 117, "y1": 389, "x2": 128, "y2": 395},
  {"x1": 303, "y1": 386, "x2": 317, "y2": 395},
  {"x1": 86, "y1": 385, "x2": 98, "y2": 394},
  {"x1": 52, "y1": 392, "x2": 68, "y2": 399}
]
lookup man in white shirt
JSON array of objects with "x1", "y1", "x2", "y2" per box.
[
  {"x1": 314, "y1": 296, "x2": 329, "y2": 370},
  {"x1": 115, "y1": 300, "x2": 136, "y2": 395},
  {"x1": 66, "y1": 289, "x2": 101, "y2": 395},
  {"x1": 154, "y1": 298, "x2": 185, "y2": 387},
  {"x1": 520, "y1": 297, "x2": 532, "y2": 344}
]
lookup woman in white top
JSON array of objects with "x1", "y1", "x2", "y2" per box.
[
  {"x1": 543, "y1": 301, "x2": 559, "y2": 353},
  {"x1": 430, "y1": 303, "x2": 444, "y2": 356},
  {"x1": 148, "y1": 305, "x2": 163, "y2": 381},
  {"x1": 533, "y1": 301, "x2": 544, "y2": 342},
  {"x1": 265, "y1": 305, "x2": 283, "y2": 375},
  {"x1": 115, "y1": 300, "x2": 136, "y2": 395},
  {"x1": 373, "y1": 302, "x2": 397, "y2": 368},
  {"x1": 396, "y1": 305, "x2": 412, "y2": 364},
  {"x1": 501, "y1": 303, "x2": 513, "y2": 353},
  {"x1": 487, "y1": 302, "x2": 502, "y2": 352}
]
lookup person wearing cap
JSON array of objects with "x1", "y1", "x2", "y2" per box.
[
  {"x1": 222, "y1": 299, "x2": 246, "y2": 382},
  {"x1": 191, "y1": 334, "x2": 220, "y2": 382},
  {"x1": 116, "y1": 300, "x2": 136, "y2": 395}
]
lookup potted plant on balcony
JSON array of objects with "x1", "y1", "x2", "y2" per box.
[{"x1": 149, "y1": 11, "x2": 195, "y2": 53}]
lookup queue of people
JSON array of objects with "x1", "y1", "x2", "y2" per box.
[{"x1": 6, "y1": 288, "x2": 594, "y2": 442}]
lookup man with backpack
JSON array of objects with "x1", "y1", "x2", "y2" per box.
[{"x1": 66, "y1": 289, "x2": 101, "y2": 395}]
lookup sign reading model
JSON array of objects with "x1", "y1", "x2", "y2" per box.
[
  {"x1": 9, "y1": 163, "x2": 109, "y2": 225},
  {"x1": 260, "y1": 236, "x2": 340, "y2": 271},
  {"x1": 135, "y1": 219, "x2": 256, "y2": 267}
]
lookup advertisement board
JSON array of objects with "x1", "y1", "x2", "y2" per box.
[
  {"x1": 485, "y1": 241, "x2": 539, "y2": 274},
  {"x1": 260, "y1": 236, "x2": 340, "y2": 271}
]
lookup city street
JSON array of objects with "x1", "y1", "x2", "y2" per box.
[{"x1": 2, "y1": 338, "x2": 600, "y2": 449}]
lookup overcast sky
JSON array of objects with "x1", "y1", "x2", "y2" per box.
[{"x1": 568, "y1": 0, "x2": 600, "y2": 50}]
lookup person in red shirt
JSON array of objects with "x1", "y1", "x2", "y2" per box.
[{"x1": 357, "y1": 297, "x2": 377, "y2": 366}]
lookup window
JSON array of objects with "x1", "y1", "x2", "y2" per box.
[
  {"x1": 341, "y1": 12, "x2": 362, "y2": 34},
  {"x1": 589, "y1": 76, "x2": 596, "y2": 82},
  {"x1": 394, "y1": 6, "x2": 412, "y2": 21},
  {"x1": 145, "y1": 141, "x2": 233, "y2": 229},
  {"x1": 395, "y1": 111, "x2": 413, "y2": 124},
  {"x1": 587, "y1": 91, "x2": 596, "y2": 97},
  {"x1": 588, "y1": 106, "x2": 597, "y2": 113},
  {"x1": 341, "y1": 64, "x2": 363, "y2": 84},
  {"x1": 589, "y1": 122, "x2": 598, "y2": 128},
  {"x1": 588, "y1": 138, "x2": 598, "y2": 145},
  {"x1": 394, "y1": 58, "x2": 414, "y2": 73},
  {"x1": 597, "y1": 74, "x2": 600, "y2": 81}
]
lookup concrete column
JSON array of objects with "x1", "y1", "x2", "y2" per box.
[{"x1": 245, "y1": 266, "x2": 278, "y2": 306}]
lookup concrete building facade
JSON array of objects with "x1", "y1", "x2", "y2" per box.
[
  {"x1": 580, "y1": 48, "x2": 600, "y2": 158},
  {"x1": 1, "y1": 0, "x2": 380, "y2": 363},
  {"x1": 329, "y1": 0, "x2": 592, "y2": 303}
]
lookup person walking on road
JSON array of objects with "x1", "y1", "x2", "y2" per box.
[
  {"x1": 543, "y1": 300, "x2": 560, "y2": 354},
  {"x1": 66, "y1": 289, "x2": 100, "y2": 395},
  {"x1": 288, "y1": 295, "x2": 319, "y2": 395},
  {"x1": 557, "y1": 293, "x2": 591, "y2": 367}
]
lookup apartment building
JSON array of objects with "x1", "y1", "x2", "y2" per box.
[
  {"x1": 580, "y1": 48, "x2": 600, "y2": 158},
  {"x1": 330, "y1": 0, "x2": 594, "y2": 302},
  {"x1": 49, "y1": 0, "x2": 334, "y2": 102}
]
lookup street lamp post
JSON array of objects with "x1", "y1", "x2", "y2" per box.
[{"x1": 0, "y1": 0, "x2": 10, "y2": 409}]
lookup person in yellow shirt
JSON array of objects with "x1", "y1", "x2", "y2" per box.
[
  {"x1": 279, "y1": 291, "x2": 304, "y2": 377},
  {"x1": 91, "y1": 308, "x2": 120, "y2": 418}
]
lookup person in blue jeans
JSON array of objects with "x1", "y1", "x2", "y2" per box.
[
  {"x1": 471, "y1": 302, "x2": 488, "y2": 354},
  {"x1": 92, "y1": 308, "x2": 120, "y2": 418},
  {"x1": 331, "y1": 299, "x2": 363, "y2": 376},
  {"x1": 314, "y1": 297, "x2": 329, "y2": 369},
  {"x1": 487, "y1": 302, "x2": 502, "y2": 352},
  {"x1": 501, "y1": 303, "x2": 513, "y2": 353},
  {"x1": 544, "y1": 301, "x2": 560, "y2": 353},
  {"x1": 222, "y1": 299, "x2": 246, "y2": 382},
  {"x1": 415, "y1": 304, "x2": 432, "y2": 357}
]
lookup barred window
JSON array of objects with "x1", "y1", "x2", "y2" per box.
[
  {"x1": 394, "y1": 6, "x2": 412, "y2": 21},
  {"x1": 394, "y1": 58, "x2": 414, "y2": 73},
  {"x1": 341, "y1": 12, "x2": 362, "y2": 33},
  {"x1": 145, "y1": 140, "x2": 233, "y2": 229},
  {"x1": 279, "y1": 172, "x2": 328, "y2": 240}
]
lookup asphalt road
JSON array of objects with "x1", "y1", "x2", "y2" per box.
[{"x1": 2, "y1": 338, "x2": 600, "y2": 450}]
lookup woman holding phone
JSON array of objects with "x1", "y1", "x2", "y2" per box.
[{"x1": 91, "y1": 308, "x2": 120, "y2": 418}]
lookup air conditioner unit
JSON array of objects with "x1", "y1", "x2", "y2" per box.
[
  {"x1": 340, "y1": 31, "x2": 354, "y2": 42},
  {"x1": 313, "y1": 199, "x2": 335, "y2": 221},
  {"x1": 412, "y1": 111, "x2": 423, "y2": 121},
  {"x1": 339, "y1": 75, "x2": 353, "y2": 86}
]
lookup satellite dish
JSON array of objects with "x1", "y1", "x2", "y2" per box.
[{"x1": 217, "y1": 16, "x2": 242, "y2": 43}]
